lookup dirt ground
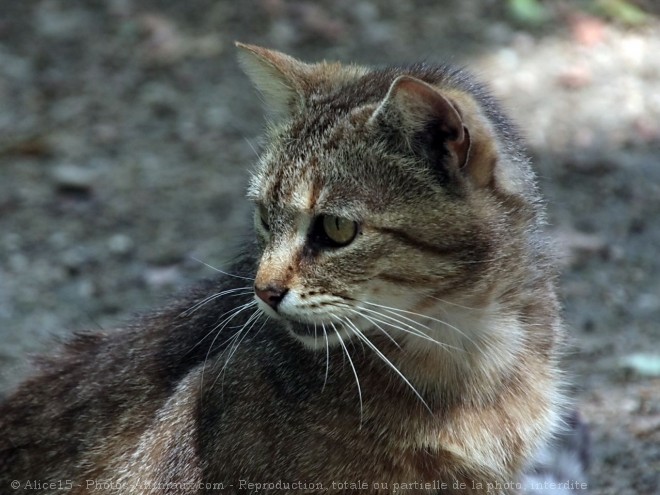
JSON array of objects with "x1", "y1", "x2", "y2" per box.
[{"x1": 0, "y1": 1, "x2": 658, "y2": 493}]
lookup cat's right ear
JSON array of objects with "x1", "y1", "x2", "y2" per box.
[
  {"x1": 235, "y1": 42, "x2": 311, "y2": 119},
  {"x1": 370, "y1": 76, "x2": 465, "y2": 140},
  {"x1": 368, "y1": 76, "x2": 471, "y2": 181}
]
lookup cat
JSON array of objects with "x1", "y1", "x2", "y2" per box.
[{"x1": 0, "y1": 43, "x2": 584, "y2": 494}]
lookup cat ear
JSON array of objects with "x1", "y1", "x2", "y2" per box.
[
  {"x1": 236, "y1": 42, "x2": 312, "y2": 119},
  {"x1": 370, "y1": 75, "x2": 482, "y2": 186}
]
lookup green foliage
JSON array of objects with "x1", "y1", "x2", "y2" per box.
[
  {"x1": 506, "y1": 0, "x2": 651, "y2": 27},
  {"x1": 595, "y1": 0, "x2": 649, "y2": 25},
  {"x1": 508, "y1": 0, "x2": 548, "y2": 25}
]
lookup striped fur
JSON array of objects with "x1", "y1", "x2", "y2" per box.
[{"x1": 0, "y1": 45, "x2": 574, "y2": 494}]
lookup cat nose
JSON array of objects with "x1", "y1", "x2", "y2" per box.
[{"x1": 254, "y1": 283, "x2": 289, "y2": 310}]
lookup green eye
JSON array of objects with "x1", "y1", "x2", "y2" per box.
[{"x1": 317, "y1": 215, "x2": 358, "y2": 247}]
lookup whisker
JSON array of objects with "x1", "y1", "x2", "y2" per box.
[
  {"x1": 340, "y1": 317, "x2": 431, "y2": 414},
  {"x1": 336, "y1": 308, "x2": 400, "y2": 349},
  {"x1": 180, "y1": 287, "x2": 253, "y2": 317},
  {"x1": 424, "y1": 294, "x2": 485, "y2": 312},
  {"x1": 331, "y1": 322, "x2": 363, "y2": 422},
  {"x1": 356, "y1": 307, "x2": 448, "y2": 347},
  {"x1": 190, "y1": 256, "x2": 255, "y2": 281},
  {"x1": 381, "y1": 307, "x2": 474, "y2": 348},
  {"x1": 187, "y1": 300, "x2": 257, "y2": 356},
  {"x1": 362, "y1": 301, "x2": 477, "y2": 347},
  {"x1": 252, "y1": 316, "x2": 270, "y2": 339},
  {"x1": 199, "y1": 319, "x2": 242, "y2": 405},
  {"x1": 222, "y1": 311, "x2": 262, "y2": 367},
  {"x1": 342, "y1": 305, "x2": 463, "y2": 353},
  {"x1": 322, "y1": 323, "x2": 330, "y2": 392},
  {"x1": 244, "y1": 136, "x2": 260, "y2": 159},
  {"x1": 199, "y1": 301, "x2": 258, "y2": 395},
  {"x1": 215, "y1": 310, "x2": 263, "y2": 391}
]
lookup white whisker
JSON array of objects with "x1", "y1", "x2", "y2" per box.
[
  {"x1": 363, "y1": 300, "x2": 477, "y2": 347},
  {"x1": 356, "y1": 307, "x2": 454, "y2": 349},
  {"x1": 331, "y1": 322, "x2": 362, "y2": 422},
  {"x1": 252, "y1": 315, "x2": 270, "y2": 340},
  {"x1": 181, "y1": 287, "x2": 254, "y2": 317},
  {"x1": 189, "y1": 300, "x2": 257, "y2": 355},
  {"x1": 425, "y1": 294, "x2": 485, "y2": 312},
  {"x1": 357, "y1": 312, "x2": 401, "y2": 349},
  {"x1": 244, "y1": 137, "x2": 260, "y2": 159},
  {"x1": 199, "y1": 301, "x2": 258, "y2": 395},
  {"x1": 340, "y1": 305, "x2": 463, "y2": 353},
  {"x1": 340, "y1": 317, "x2": 431, "y2": 414},
  {"x1": 190, "y1": 256, "x2": 255, "y2": 281},
  {"x1": 215, "y1": 310, "x2": 263, "y2": 391},
  {"x1": 322, "y1": 323, "x2": 330, "y2": 392}
]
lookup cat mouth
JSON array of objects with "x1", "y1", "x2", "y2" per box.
[
  {"x1": 286, "y1": 318, "x2": 352, "y2": 339},
  {"x1": 287, "y1": 320, "x2": 334, "y2": 337},
  {"x1": 253, "y1": 298, "x2": 353, "y2": 343},
  {"x1": 284, "y1": 319, "x2": 351, "y2": 349}
]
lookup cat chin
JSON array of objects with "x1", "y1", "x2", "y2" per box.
[
  {"x1": 255, "y1": 300, "x2": 354, "y2": 350},
  {"x1": 256, "y1": 298, "x2": 339, "y2": 327},
  {"x1": 284, "y1": 320, "x2": 352, "y2": 350}
]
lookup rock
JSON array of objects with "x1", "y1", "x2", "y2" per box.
[
  {"x1": 620, "y1": 353, "x2": 660, "y2": 378},
  {"x1": 143, "y1": 265, "x2": 182, "y2": 289},
  {"x1": 552, "y1": 227, "x2": 607, "y2": 267},
  {"x1": 137, "y1": 13, "x2": 223, "y2": 65},
  {"x1": 34, "y1": 0, "x2": 91, "y2": 40},
  {"x1": 138, "y1": 13, "x2": 186, "y2": 64},
  {"x1": 51, "y1": 164, "x2": 96, "y2": 194},
  {"x1": 557, "y1": 65, "x2": 593, "y2": 89},
  {"x1": 108, "y1": 234, "x2": 134, "y2": 255},
  {"x1": 629, "y1": 415, "x2": 660, "y2": 439}
]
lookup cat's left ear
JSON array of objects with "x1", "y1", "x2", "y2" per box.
[
  {"x1": 370, "y1": 76, "x2": 494, "y2": 188},
  {"x1": 236, "y1": 42, "x2": 312, "y2": 119}
]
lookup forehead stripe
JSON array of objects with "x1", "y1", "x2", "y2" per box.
[{"x1": 307, "y1": 164, "x2": 323, "y2": 211}]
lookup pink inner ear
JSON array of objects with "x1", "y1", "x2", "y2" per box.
[
  {"x1": 394, "y1": 77, "x2": 465, "y2": 143},
  {"x1": 452, "y1": 125, "x2": 471, "y2": 170}
]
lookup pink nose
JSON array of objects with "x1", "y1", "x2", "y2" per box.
[{"x1": 254, "y1": 284, "x2": 288, "y2": 310}]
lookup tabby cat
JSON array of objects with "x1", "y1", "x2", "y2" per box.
[{"x1": 0, "y1": 44, "x2": 578, "y2": 494}]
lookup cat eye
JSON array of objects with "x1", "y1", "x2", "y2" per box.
[
  {"x1": 311, "y1": 215, "x2": 358, "y2": 248},
  {"x1": 257, "y1": 204, "x2": 270, "y2": 231}
]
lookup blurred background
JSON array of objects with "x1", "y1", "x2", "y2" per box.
[{"x1": 0, "y1": 1, "x2": 658, "y2": 492}]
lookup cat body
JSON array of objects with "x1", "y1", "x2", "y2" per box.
[{"x1": 1, "y1": 45, "x2": 569, "y2": 494}]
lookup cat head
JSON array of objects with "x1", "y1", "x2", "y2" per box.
[{"x1": 237, "y1": 43, "x2": 542, "y2": 351}]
